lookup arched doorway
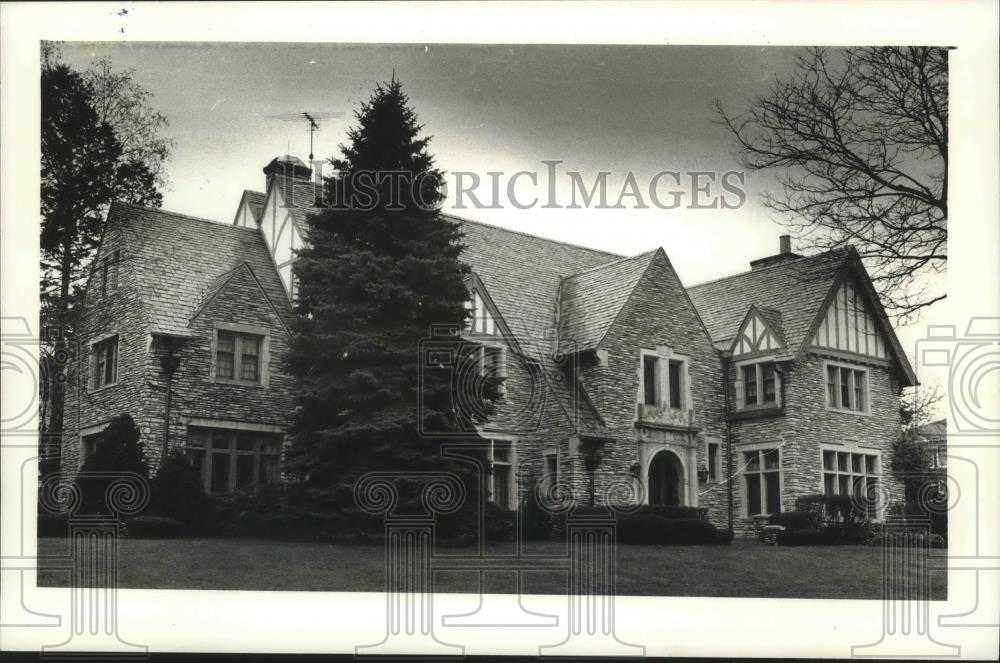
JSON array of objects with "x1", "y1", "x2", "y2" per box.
[{"x1": 648, "y1": 450, "x2": 684, "y2": 506}]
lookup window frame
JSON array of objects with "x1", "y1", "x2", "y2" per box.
[
  {"x1": 186, "y1": 427, "x2": 284, "y2": 494},
  {"x1": 542, "y1": 448, "x2": 559, "y2": 499},
  {"x1": 823, "y1": 360, "x2": 870, "y2": 415},
  {"x1": 479, "y1": 343, "x2": 509, "y2": 400},
  {"x1": 741, "y1": 444, "x2": 783, "y2": 517},
  {"x1": 734, "y1": 357, "x2": 781, "y2": 410},
  {"x1": 819, "y1": 443, "x2": 882, "y2": 519},
  {"x1": 637, "y1": 349, "x2": 689, "y2": 411},
  {"x1": 706, "y1": 439, "x2": 722, "y2": 482},
  {"x1": 89, "y1": 333, "x2": 120, "y2": 392},
  {"x1": 210, "y1": 323, "x2": 270, "y2": 387},
  {"x1": 485, "y1": 437, "x2": 516, "y2": 509}
]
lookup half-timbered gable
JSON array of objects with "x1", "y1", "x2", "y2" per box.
[{"x1": 731, "y1": 305, "x2": 786, "y2": 358}]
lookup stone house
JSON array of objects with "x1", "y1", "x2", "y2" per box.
[{"x1": 61, "y1": 156, "x2": 917, "y2": 534}]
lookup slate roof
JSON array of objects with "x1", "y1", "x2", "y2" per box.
[
  {"x1": 451, "y1": 214, "x2": 622, "y2": 345},
  {"x1": 110, "y1": 202, "x2": 293, "y2": 337},
  {"x1": 754, "y1": 306, "x2": 787, "y2": 347},
  {"x1": 557, "y1": 250, "x2": 659, "y2": 353},
  {"x1": 687, "y1": 249, "x2": 850, "y2": 358},
  {"x1": 239, "y1": 190, "x2": 266, "y2": 224},
  {"x1": 916, "y1": 418, "x2": 947, "y2": 442}
]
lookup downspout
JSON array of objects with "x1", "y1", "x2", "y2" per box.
[
  {"x1": 159, "y1": 338, "x2": 182, "y2": 461},
  {"x1": 722, "y1": 354, "x2": 734, "y2": 533}
]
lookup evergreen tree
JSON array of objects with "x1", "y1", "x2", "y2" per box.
[
  {"x1": 77, "y1": 413, "x2": 150, "y2": 514},
  {"x1": 285, "y1": 79, "x2": 499, "y2": 493}
]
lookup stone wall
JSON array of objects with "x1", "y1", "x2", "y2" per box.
[{"x1": 728, "y1": 351, "x2": 905, "y2": 536}]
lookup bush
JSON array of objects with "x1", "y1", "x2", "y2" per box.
[
  {"x1": 635, "y1": 505, "x2": 708, "y2": 521},
  {"x1": 795, "y1": 494, "x2": 869, "y2": 526},
  {"x1": 776, "y1": 528, "x2": 829, "y2": 546},
  {"x1": 76, "y1": 413, "x2": 150, "y2": 515},
  {"x1": 150, "y1": 449, "x2": 211, "y2": 532},
  {"x1": 769, "y1": 511, "x2": 821, "y2": 530},
  {"x1": 125, "y1": 515, "x2": 182, "y2": 539},
  {"x1": 616, "y1": 515, "x2": 721, "y2": 545}
]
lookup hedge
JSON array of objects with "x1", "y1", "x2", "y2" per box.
[{"x1": 616, "y1": 515, "x2": 725, "y2": 545}]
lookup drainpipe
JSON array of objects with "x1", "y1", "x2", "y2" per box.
[
  {"x1": 722, "y1": 354, "x2": 734, "y2": 533},
  {"x1": 159, "y1": 338, "x2": 182, "y2": 462}
]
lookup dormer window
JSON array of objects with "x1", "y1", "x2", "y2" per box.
[{"x1": 736, "y1": 359, "x2": 780, "y2": 409}]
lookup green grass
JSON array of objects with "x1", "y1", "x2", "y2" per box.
[{"x1": 36, "y1": 537, "x2": 946, "y2": 600}]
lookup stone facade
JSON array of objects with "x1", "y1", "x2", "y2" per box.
[{"x1": 61, "y1": 158, "x2": 916, "y2": 537}]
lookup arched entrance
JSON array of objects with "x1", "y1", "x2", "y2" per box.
[{"x1": 648, "y1": 450, "x2": 684, "y2": 506}]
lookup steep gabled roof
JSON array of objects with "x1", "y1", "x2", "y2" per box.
[
  {"x1": 190, "y1": 262, "x2": 290, "y2": 335},
  {"x1": 235, "y1": 190, "x2": 266, "y2": 225},
  {"x1": 451, "y1": 214, "x2": 623, "y2": 344},
  {"x1": 110, "y1": 202, "x2": 294, "y2": 337},
  {"x1": 688, "y1": 248, "x2": 849, "y2": 357},
  {"x1": 688, "y1": 247, "x2": 916, "y2": 385},
  {"x1": 729, "y1": 304, "x2": 787, "y2": 356},
  {"x1": 557, "y1": 250, "x2": 659, "y2": 353}
]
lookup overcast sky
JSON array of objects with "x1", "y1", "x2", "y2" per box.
[{"x1": 57, "y1": 42, "x2": 946, "y2": 402}]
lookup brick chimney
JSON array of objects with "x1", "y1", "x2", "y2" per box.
[
  {"x1": 750, "y1": 234, "x2": 801, "y2": 270},
  {"x1": 263, "y1": 155, "x2": 312, "y2": 195}
]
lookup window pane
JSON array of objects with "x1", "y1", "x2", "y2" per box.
[
  {"x1": 852, "y1": 454, "x2": 862, "y2": 473},
  {"x1": 240, "y1": 352, "x2": 259, "y2": 381},
  {"x1": 763, "y1": 449, "x2": 780, "y2": 470},
  {"x1": 838, "y1": 474, "x2": 851, "y2": 496},
  {"x1": 493, "y1": 443, "x2": 511, "y2": 463},
  {"x1": 838, "y1": 452, "x2": 849, "y2": 471},
  {"x1": 708, "y1": 443, "x2": 719, "y2": 480},
  {"x1": 823, "y1": 450, "x2": 835, "y2": 470},
  {"x1": 854, "y1": 373, "x2": 865, "y2": 412},
  {"x1": 744, "y1": 365, "x2": 758, "y2": 405},
  {"x1": 746, "y1": 474, "x2": 762, "y2": 515},
  {"x1": 643, "y1": 356, "x2": 658, "y2": 405},
  {"x1": 236, "y1": 436, "x2": 255, "y2": 452},
  {"x1": 865, "y1": 455, "x2": 876, "y2": 474},
  {"x1": 765, "y1": 472, "x2": 781, "y2": 514},
  {"x1": 210, "y1": 453, "x2": 230, "y2": 493},
  {"x1": 853, "y1": 475, "x2": 865, "y2": 499},
  {"x1": 186, "y1": 449, "x2": 204, "y2": 479},
  {"x1": 840, "y1": 368, "x2": 852, "y2": 409},
  {"x1": 762, "y1": 363, "x2": 776, "y2": 403},
  {"x1": 544, "y1": 455, "x2": 557, "y2": 481},
  {"x1": 212, "y1": 435, "x2": 231, "y2": 450},
  {"x1": 827, "y1": 366, "x2": 838, "y2": 407},
  {"x1": 493, "y1": 464, "x2": 511, "y2": 508},
  {"x1": 668, "y1": 360, "x2": 682, "y2": 409},
  {"x1": 217, "y1": 332, "x2": 235, "y2": 352},
  {"x1": 236, "y1": 455, "x2": 255, "y2": 489},
  {"x1": 259, "y1": 455, "x2": 279, "y2": 484},
  {"x1": 824, "y1": 473, "x2": 836, "y2": 495},
  {"x1": 105, "y1": 340, "x2": 117, "y2": 384},
  {"x1": 744, "y1": 451, "x2": 759, "y2": 472}
]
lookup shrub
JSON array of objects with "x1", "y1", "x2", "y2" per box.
[
  {"x1": 776, "y1": 528, "x2": 829, "y2": 546},
  {"x1": 76, "y1": 414, "x2": 150, "y2": 515},
  {"x1": 635, "y1": 505, "x2": 708, "y2": 521},
  {"x1": 768, "y1": 511, "x2": 821, "y2": 530},
  {"x1": 795, "y1": 494, "x2": 868, "y2": 526},
  {"x1": 520, "y1": 479, "x2": 557, "y2": 540},
  {"x1": 125, "y1": 515, "x2": 182, "y2": 539},
  {"x1": 616, "y1": 515, "x2": 721, "y2": 545},
  {"x1": 150, "y1": 449, "x2": 211, "y2": 532}
]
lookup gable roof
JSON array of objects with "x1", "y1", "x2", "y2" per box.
[
  {"x1": 557, "y1": 250, "x2": 659, "y2": 353},
  {"x1": 109, "y1": 202, "x2": 294, "y2": 337},
  {"x1": 688, "y1": 247, "x2": 916, "y2": 385},
  {"x1": 451, "y1": 214, "x2": 623, "y2": 345},
  {"x1": 189, "y1": 262, "x2": 290, "y2": 335},
  {"x1": 688, "y1": 248, "x2": 850, "y2": 357},
  {"x1": 235, "y1": 190, "x2": 266, "y2": 225},
  {"x1": 915, "y1": 418, "x2": 946, "y2": 441},
  {"x1": 729, "y1": 304, "x2": 787, "y2": 355}
]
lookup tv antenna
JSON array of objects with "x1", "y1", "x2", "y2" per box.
[{"x1": 264, "y1": 111, "x2": 344, "y2": 163}]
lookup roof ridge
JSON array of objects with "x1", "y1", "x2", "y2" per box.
[
  {"x1": 688, "y1": 246, "x2": 849, "y2": 290},
  {"x1": 443, "y1": 212, "x2": 624, "y2": 261},
  {"x1": 114, "y1": 202, "x2": 258, "y2": 231},
  {"x1": 563, "y1": 248, "x2": 659, "y2": 280}
]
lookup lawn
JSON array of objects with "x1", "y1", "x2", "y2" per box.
[{"x1": 36, "y1": 537, "x2": 947, "y2": 600}]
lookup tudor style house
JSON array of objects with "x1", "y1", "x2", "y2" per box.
[{"x1": 61, "y1": 155, "x2": 917, "y2": 535}]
